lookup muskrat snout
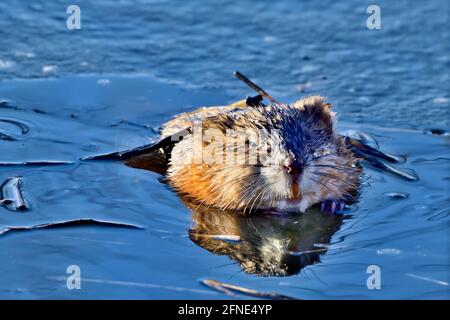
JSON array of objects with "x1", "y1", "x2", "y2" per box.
[{"x1": 283, "y1": 159, "x2": 305, "y2": 176}]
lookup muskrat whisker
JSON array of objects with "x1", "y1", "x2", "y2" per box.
[
  {"x1": 242, "y1": 182, "x2": 267, "y2": 214},
  {"x1": 308, "y1": 176, "x2": 333, "y2": 194},
  {"x1": 309, "y1": 176, "x2": 351, "y2": 201},
  {"x1": 202, "y1": 170, "x2": 261, "y2": 207},
  {"x1": 226, "y1": 175, "x2": 265, "y2": 197},
  {"x1": 209, "y1": 262, "x2": 240, "y2": 271},
  {"x1": 228, "y1": 266, "x2": 247, "y2": 280},
  {"x1": 308, "y1": 176, "x2": 334, "y2": 195},
  {"x1": 248, "y1": 187, "x2": 266, "y2": 214},
  {"x1": 310, "y1": 171, "x2": 357, "y2": 189},
  {"x1": 310, "y1": 153, "x2": 340, "y2": 161},
  {"x1": 255, "y1": 185, "x2": 273, "y2": 212},
  {"x1": 311, "y1": 164, "x2": 357, "y2": 175},
  {"x1": 225, "y1": 179, "x2": 265, "y2": 211},
  {"x1": 249, "y1": 182, "x2": 276, "y2": 213},
  {"x1": 313, "y1": 172, "x2": 354, "y2": 189},
  {"x1": 209, "y1": 176, "x2": 244, "y2": 203},
  {"x1": 241, "y1": 181, "x2": 269, "y2": 214},
  {"x1": 305, "y1": 266, "x2": 330, "y2": 287},
  {"x1": 310, "y1": 173, "x2": 358, "y2": 201}
]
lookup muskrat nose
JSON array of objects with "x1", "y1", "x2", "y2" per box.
[{"x1": 284, "y1": 160, "x2": 304, "y2": 175}]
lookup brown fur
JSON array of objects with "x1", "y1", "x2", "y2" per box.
[{"x1": 165, "y1": 96, "x2": 361, "y2": 213}]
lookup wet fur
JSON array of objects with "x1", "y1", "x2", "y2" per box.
[{"x1": 165, "y1": 96, "x2": 361, "y2": 213}]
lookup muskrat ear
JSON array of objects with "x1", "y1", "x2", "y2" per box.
[{"x1": 293, "y1": 96, "x2": 335, "y2": 133}]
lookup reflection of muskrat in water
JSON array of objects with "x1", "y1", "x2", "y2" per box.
[
  {"x1": 90, "y1": 72, "x2": 409, "y2": 214},
  {"x1": 186, "y1": 199, "x2": 343, "y2": 276}
]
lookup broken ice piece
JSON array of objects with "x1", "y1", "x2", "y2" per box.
[
  {"x1": 0, "y1": 219, "x2": 143, "y2": 236},
  {"x1": 201, "y1": 279, "x2": 296, "y2": 300},
  {"x1": 0, "y1": 177, "x2": 29, "y2": 211},
  {"x1": 383, "y1": 192, "x2": 409, "y2": 199}
]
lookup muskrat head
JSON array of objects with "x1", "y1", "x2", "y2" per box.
[{"x1": 168, "y1": 96, "x2": 361, "y2": 213}]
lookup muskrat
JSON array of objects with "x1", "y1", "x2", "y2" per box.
[
  {"x1": 87, "y1": 72, "x2": 408, "y2": 214},
  {"x1": 161, "y1": 95, "x2": 360, "y2": 213}
]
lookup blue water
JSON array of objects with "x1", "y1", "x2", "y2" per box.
[{"x1": 0, "y1": 0, "x2": 449, "y2": 299}]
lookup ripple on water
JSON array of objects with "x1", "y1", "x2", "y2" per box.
[{"x1": 383, "y1": 192, "x2": 409, "y2": 199}]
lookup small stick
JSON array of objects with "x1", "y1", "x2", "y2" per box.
[
  {"x1": 201, "y1": 279, "x2": 296, "y2": 300},
  {"x1": 233, "y1": 71, "x2": 281, "y2": 105}
]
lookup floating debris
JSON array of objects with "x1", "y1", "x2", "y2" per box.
[
  {"x1": 49, "y1": 276, "x2": 215, "y2": 295},
  {"x1": 42, "y1": 64, "x2": 58, "y2": 74},
  {"x1": 96, "y1": 79, "x2": 111, "y2": 86},
  {"x1": 383, "y1": 192, "x2": 409, "y2": 199},
  {"x1": 14, "y1": 51, "x2": 35, "y2": 58},
  {"x1": 190, "y1": 233, "x2": 242, "y2": 244},
  {"x1": 0, "y1": 161, "x2": 74, "y2": 167},
  {"x1": 345, "y1": 136, "x2": 405, "y2": 163},
  {"x1": 0, "y1": 59, "x2": 15, "y2": 70},
  {"x1": 432, "y1": 97, "x2": 449, "y2": 105},
  {"x1": 110, "y1": 119, "x2": 153, "y2": 130},
  {"x1": 0, "y1": 219, "x2": 143, "y2": 236},
  {"x1": 344, "y1": 130, "x2": 380, "y2": 149},
  {"x1": 0, "y1": 177, "x2": 29, "y2": 211},
  {"x1": 361, "y1": 157, "x2": 419, "y2": 181},
  {"x1": 287, "y1": 248, "x2": 327, "y2": 256},
  {"x1": 210, "y1": 234, "x2": 241, "y2": 243},
  {"x1": 32, "y1": 108, "x2": 47, "y2": 114},
  {"x1": 0, "y1": 100, "x2": 15, "y2": 109},
  {"x1": 405, "y1": 273, "x2": 449, "y2": 287},
  {"x1": 424, "y1": 128, "x2": 449, "y2": 136},
  {"x1": 0, "y1": 133, "x2": 16, "y2": 141},
  {"x1": 201, "y1": 279, "x2": 296, "y2": 300},
  {"x1": 377, "y1": 248, "x2": 402, "y2": 255},
  {"x1": 313, "y1": 243, "x2": 330, "y2": 248},
  {"x1": 379, "y1": 162, "x2": 419, "y2": 181}
]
